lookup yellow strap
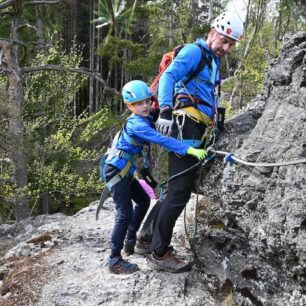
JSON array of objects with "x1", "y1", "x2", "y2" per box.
[
  {"x1": 173, "y1": 107, "x2": 213, "y2": 126},
  {"x1": 119, "y1": 160, "x2": 132, "y2": 178},
  {"x1": 179, "y1": 80, "x2": 214, "y2": 126}
]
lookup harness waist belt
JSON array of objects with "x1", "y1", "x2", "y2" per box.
[
  {"x1": 173, "y1": 107, "x2": 213, "y2": 126},
  {"x1": 106, "y1": 160, "x2": 132, "y2": 189},
  {"x1": 175, "y1": 94, "x2": 212, "y2": 109}
]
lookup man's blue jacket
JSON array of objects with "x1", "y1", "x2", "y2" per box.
[{"x1": 158, "y1": 38, "x2": 221, "y2": 119}]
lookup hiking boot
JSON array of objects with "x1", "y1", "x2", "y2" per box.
[
  {"x1": 124, "y1": 238, "x2": 136, "y2": 255},
  {"x1": 135, "y1": 239, "x2": 151, "y2": 254},
  {"x1": 135, "y1": 239, "x2": 175, "y2": 255},
  {"x1": 147, "y1": 250, "x2": 192, "y2": 273},
  {"x1": 108, "y1": 256, "x2": 139, "y2": 274}
]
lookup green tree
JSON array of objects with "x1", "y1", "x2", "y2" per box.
[
  {"x1": 93, "y1": 0, "x2": 139, "y2": 44},
  {"x1": 0, "y1": 0, "x2": 113, "y2": 221},
  {"x1": 273, "y1": 0, "x2": 306, "y2": 46}
]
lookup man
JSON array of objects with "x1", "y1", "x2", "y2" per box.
[{"x1": 136, "y1": 11, "x2": 244, "y2": 273}]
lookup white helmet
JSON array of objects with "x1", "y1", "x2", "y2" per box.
[{"x1": 211, "y1": 11, "x2": 244, "y2": 42}]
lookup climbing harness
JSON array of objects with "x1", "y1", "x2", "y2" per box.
[
  {"x1": 96, "y1": 160, "x2": 134, "y2": 221},
  {"x1": 96, "y1": 122, "x2": 151, "y2": 220}
]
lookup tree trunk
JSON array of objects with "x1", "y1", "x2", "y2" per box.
[
  {"x1": 208, "y1": 0, "x2": 213, "y2": 23},
  {"x1": 72, "y1": 0, "x2": 78, "y2": 116},
  {"x1": 95, "y1": 26, "x2": 101, "y2": 112},
  {"x1": 114, "y1": 62, "x2": 118, "y2": 110},
  {"x1": 42, "y1": 192, "x2": 49, "y2": 214},
  {"x1": 224, "y1": 54, "x2": 230, "y2": 77},
  {"x1": 35, "y1": 5, "x2": 50, "y2": 214},
  {"x1": 2, "y1": 13, "x2": 30, "y2": 220},
  {"x1": 89, "y1": 0, "x2": 95, "y2": 114},
  {"x1": 169, "y1": 4, "x2": 174, "y2": 48}
]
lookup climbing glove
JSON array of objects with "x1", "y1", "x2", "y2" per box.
[
  {"x1": 187, "y1": 147, "x2": 207, "y2": 161},
  {"x1": 156, "y1": 107, "x2": 173, "y2": 136}
]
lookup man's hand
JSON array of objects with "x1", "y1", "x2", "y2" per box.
[
  {"x1": 156, "y1": 107, "x2": 173, "y2": 136},
  {"x1": 187, "y1": 147, "x2": 207, "y2": 160}
]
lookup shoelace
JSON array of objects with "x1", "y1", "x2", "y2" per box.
[
  {"x1": 168, "y1": 251, "x2": 182, "y2": 263},
  {"x1": 113, "y1": 259, "x2": 136, "y2": 272}
]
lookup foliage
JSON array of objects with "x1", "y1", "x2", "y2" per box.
[
  {"x1": 93, "y1": 0, "x2": 139, "y2": 43},
  {"x1": 24, "y1": 43, "x2": 85, "y2": 125},
  {"x1": 26, "y1": 106, "x2": 115, "y2": 215},
  {"x1": 0, "y1": 42, "x2": 114, "y2": 219},
  {"x1": 273, "y1": 0, "x2": 306, "y2": 42},
  {"x1": 238, "y1": 46, "x2": 269, "y2": 101},
  {"x1": 97, "y1": 35, "x2": 145, "y2": 70},
  {"x1": 222, "y1": 100, "x2": 234, "y2": 121},
  {"x1": 28, "y1": 121, "x2": 101, "y2": 214},
  {"x1": 2, "y1": 0, "x2": 305, "y2": 221},
  {"x1": 95, "y1": 0, "x2": 213, "y2": 84},
  {"x1": 240, "y1": 22, "x2": 279, "y2": 101},
  {"x1": 146, "y1": 0, "x2": 210, "y2": 49},
  {"x1": 0, "y1": 82, "x2": 14, "y2": 222},
  {"x1": 225, "y1": 21, "x2": 280, "y2": 109}
]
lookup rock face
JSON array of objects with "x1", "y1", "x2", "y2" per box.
[{"x1": 193, "y1": 32, "x2": 306, "y2": 305}]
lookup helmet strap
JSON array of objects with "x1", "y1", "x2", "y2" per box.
[{"x1": 207, "y1": 29, "x2": 219, "y2": 49}]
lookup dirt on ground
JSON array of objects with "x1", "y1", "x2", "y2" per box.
[{"x1": 0, "y1": 237, "x2": 57, "y2": 306}]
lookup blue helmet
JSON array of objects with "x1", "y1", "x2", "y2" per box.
[{"x1": 122, "y1": 80, "x2": 152, "y2": 104}]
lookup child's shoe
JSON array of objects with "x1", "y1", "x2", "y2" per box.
[
  {"x1": 124, "y1": 238, "x2": 136, "y2": 255},
  {"x1": 108, "y1": 256, "x2": 139, "y2": 274}
]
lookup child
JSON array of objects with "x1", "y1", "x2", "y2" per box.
[{"x1": 103, "y1": 80, "x2": 207, "y2": 274}]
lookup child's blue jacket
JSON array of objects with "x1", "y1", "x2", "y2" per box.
[{"x1": 106, "y1": 114, "x2": 189, "y2": 175}]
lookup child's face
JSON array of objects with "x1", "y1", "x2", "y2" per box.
[{"x1": 127, "y1": 99, "x2": 151, "y2": 117}]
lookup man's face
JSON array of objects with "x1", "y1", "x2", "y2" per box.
[{"x1": 210, "y1": 31, "x2": 237, "y2": 58}]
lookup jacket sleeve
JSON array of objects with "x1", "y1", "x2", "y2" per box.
[
  {"x1": 132, "y1": 122, "x2": 190, "y2": 155},
  {"x1": 158, "y1": 44, "x2": 203, "y2": 109}
]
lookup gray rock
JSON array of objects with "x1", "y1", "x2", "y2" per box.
[{"x1": 193, "y1": 32, "x2": 306, "y2": 305}]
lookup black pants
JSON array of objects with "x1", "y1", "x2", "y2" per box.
[{"x1": 140, "y1": 114, "x2": 207, "y2": 255}]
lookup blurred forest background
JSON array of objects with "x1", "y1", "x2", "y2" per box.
[{"x1": 0, "y1": 0, "x2": 305, "y2": 223}]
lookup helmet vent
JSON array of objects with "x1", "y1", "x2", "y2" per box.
[{"x1": 126, "y1": 91, "x2": 135, "y2": 98}]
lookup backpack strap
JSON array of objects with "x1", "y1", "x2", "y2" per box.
[
  {"x1": 183, "y1": 43, "x2": 208, "y2": 85},
  {"x1": 122, "y1": 123, "x2": 143, "y2": 147}
]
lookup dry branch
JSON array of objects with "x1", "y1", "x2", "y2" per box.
[
  {"x1": 22, "y1": 64, "x2": 119, "y2": 94},
  {"x1": 0, "y1": 0, "x2": 15, "y2": 10}
]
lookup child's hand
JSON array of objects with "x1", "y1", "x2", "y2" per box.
[{"x1": 187, "y1": 147, "x2": 207, "y2": 160}]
